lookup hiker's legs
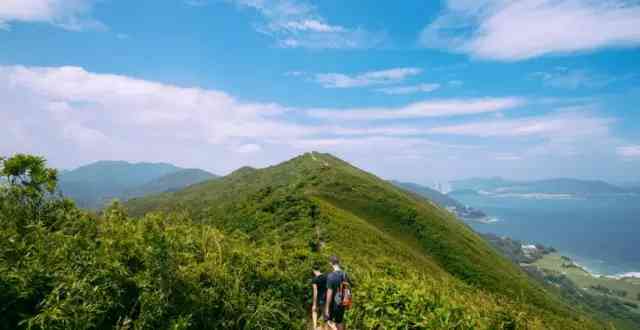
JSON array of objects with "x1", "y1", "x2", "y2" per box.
[
  {"x1": 326, "y1": 304, "x2": 346, "y2": 330},
  {"x1": 312, "y1": 303, "x2": 328, "y2": 330},
  {"x1": 312, "y1": 308, "x2": 318, "y2": 329}
]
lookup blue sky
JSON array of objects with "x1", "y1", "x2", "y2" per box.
[{"x1": 1, "y1": 0, "x2": 640, "y2": 183}]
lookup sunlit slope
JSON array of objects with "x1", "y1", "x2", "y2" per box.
[{"x1": 127, "y1": 152, "x2": 601, "y2": 328}]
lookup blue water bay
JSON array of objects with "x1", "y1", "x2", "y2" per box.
[{"x1": 451, "y1": 193, "x2": 640, "y2": 276}]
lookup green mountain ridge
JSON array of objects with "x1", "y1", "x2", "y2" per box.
[
  {"x1": 124, "y1": 168, "x2": 218, "y2": 199},
  {"x1": 58, "y1": 161, "x2": 216, "y2": 208},
  {"x1": 61, "y1": 160, "x2": 180, "y2": 183},
  {"x1": 126, "y1": 152, "x2": 602, "y2": 328}
]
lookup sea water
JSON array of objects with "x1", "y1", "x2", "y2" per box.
[{"x1": 451, "y1": 192, "x2": 640, "y2": 277}]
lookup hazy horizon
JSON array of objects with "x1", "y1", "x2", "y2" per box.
[{"x1": 54, "y1": 153, "x2": 640, "y2": 186}]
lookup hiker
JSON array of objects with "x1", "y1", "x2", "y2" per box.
[
  {"x1": 324, "y1": 256, "x2": 351, "y2": 330},
  {"x1": 311, "y1": 270, "x2": 328, "y2": 330}
]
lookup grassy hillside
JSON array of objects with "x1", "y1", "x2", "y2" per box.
[
  {"x1": 124, "y1": 168, "x2": 217, "y2": 199},
  {"x1": 127, "y1": 152, "x2": 603, "y2": 329}
]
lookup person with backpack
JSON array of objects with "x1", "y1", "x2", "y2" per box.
[
  {"x1": 324, "y1": 255, "x2": 352, "y2": 330},
  {"x1": 311, "y1": 269, "x2": 328, "y2": 330}
]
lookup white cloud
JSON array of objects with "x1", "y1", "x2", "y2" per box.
[
  {"x1": 424, "y1": 108, "x2": 627, "y2": 164},
  {"x1": 2, "y1": 65, "x2": 635, "y2": 181},
  {"x1": 0, "y1": 0, "x2": 105, "y2": 31},
  {"x1": 421, "y1": 0, "x2": 640, "y2": 61},
  {"x1": 531, "y1": 68, "x2": 615, "y2": 89},
  {"x1": 308, "y1": 97, "x2": 524, "y2": 120},
  {"x1": 289, "y1": 136, "x2": 472, "y2": 156},
  {"x1": 0, "y1": 65, "x2": 316, "y2": 169},
  {"x1": 0, "y1": 66, "x2": 522, "y2": 161},
  {"x1": 227, "y1": 0, "x2": 384, "y2": 49},
  {"x1": 617, "y1": 146, "x2": 640, "y2": 158},
  {"x1": 330, "y1": 126, "x2": 423, "y2": 136},
  {"x1": 495, "y1": 154, "x2": 522, "y2": 161},
  {"x1": 235, "y1": 143, "x2": 262, "y2": 153},
  {"x1": 426, "y1": 111, "x2": 613, "y2": 138},
  {"x1": 314, "y1": 68, "x2": 422, "y2": 88},
  {"x1": 377, "y1": 83, "x2": 441, "y2": 95},
  {"x1": 282, "y1": 19, "x2": 344, "y2": 32},
  {"x1": 284, "y1": 70, "x2": 305, "y2": 77},
  {"x1": 1, "y1": 65, "x2": 460, "y2": 172}
]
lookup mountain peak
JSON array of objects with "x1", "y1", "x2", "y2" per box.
[
  {"x1": 287, "y1": 151, "x2": 335, "y2": 164},
  {"x1": 228, "y1": 166, "x2": 257, "y2": 177}
]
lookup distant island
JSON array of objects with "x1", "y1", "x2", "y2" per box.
[{"x1": 450, "y1": 177, "x2": 635, "y2": 197}]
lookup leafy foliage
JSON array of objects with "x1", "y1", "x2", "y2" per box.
[{"x1": 0, "y1": 153, "x2": 606, "y2": 329}]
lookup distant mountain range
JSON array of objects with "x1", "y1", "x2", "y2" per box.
[
  {"x1": 124, "y1": 168, "x2": 217, "y2": 199},
  {"x1": 450, "y1": 177, "x2": 632, "y2": 196},
  {"x1": 58, "y1": 161, "x2": 217, "y2": 208},
  {"x1": 617, "y1": 181, "x2": 640, "y2": 193}
]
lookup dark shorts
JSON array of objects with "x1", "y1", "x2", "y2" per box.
[{"x1": 328, "y1": 305, "x2": 345, "y2": 323}]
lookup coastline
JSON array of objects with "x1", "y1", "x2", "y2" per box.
[
  {"x1": 565, "y1": 255, "x2": 640, "y2": 280},
  {"x1": 532, "y1": 253, "x2": 640, "y2": 303},
  {"x1": 461, "y1": 216, "x2": 499, "y2": 224},
  {"x1": 451, "y1": 191, "x2": 640, "y2": 280},
  {"x1": 453, "y1": 193, "x2": 640, "y2": 282},
  {"x1": 476, "y1": 190, "x2": 578, "y2": 200},
  {"x1": 607, "y1": 272, "x2": 640, "y2": 280}
]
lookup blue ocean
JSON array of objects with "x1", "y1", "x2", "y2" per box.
[{"x1": 451, "y1": 192, "x2": 640, "y2": 276}]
